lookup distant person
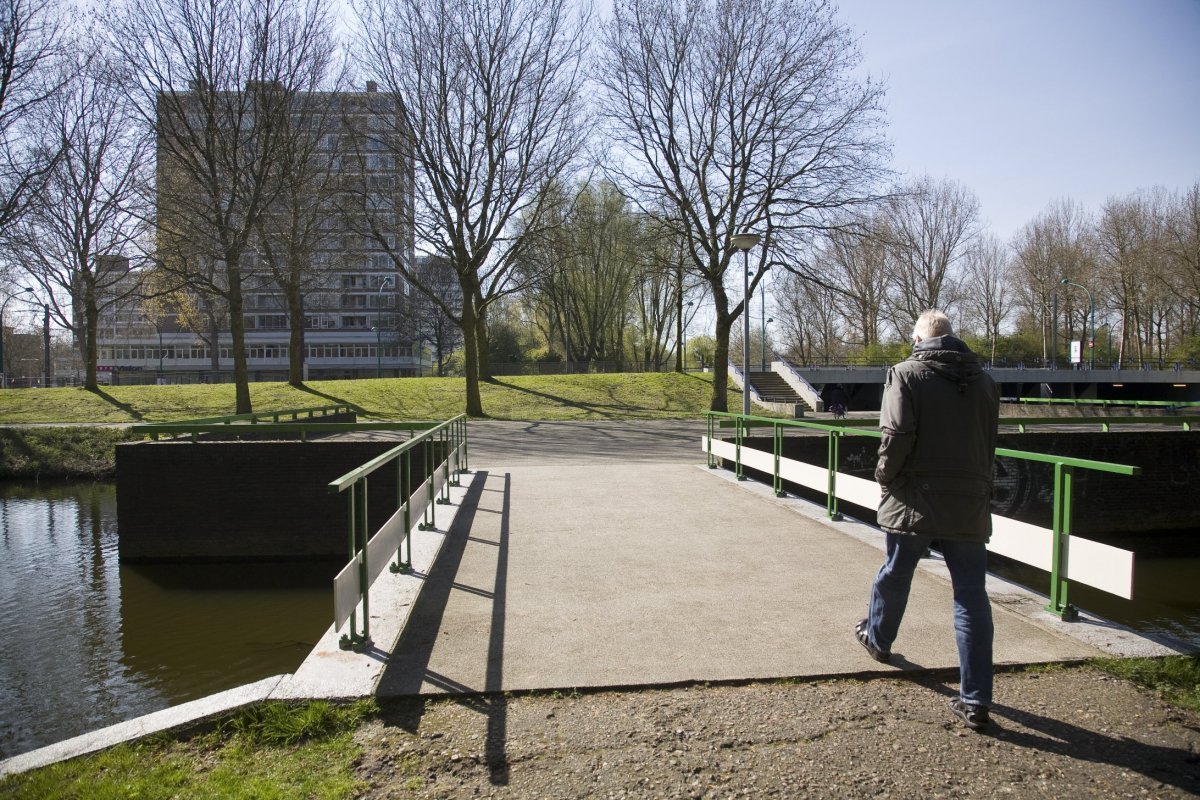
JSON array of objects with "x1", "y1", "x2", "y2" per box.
[{"x1": 855, "y1": 310, "x2": 1000, "y2": 730}]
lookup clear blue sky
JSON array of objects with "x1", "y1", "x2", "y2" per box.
[{"x1": 837, "y1": 0, "x2": 1200, "y2": 241}]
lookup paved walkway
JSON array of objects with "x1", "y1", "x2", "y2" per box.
[{"x1": 372, "y1": 420, "x2": 1130, "y2": 698}]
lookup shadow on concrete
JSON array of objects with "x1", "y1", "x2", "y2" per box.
[{"x1": 376, "y1": 469, "x2": 513, "y2": 785}]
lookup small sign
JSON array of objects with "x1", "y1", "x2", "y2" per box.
[{"x1": 1069, "y1": 341, "x2": 1082, "y2": 363}]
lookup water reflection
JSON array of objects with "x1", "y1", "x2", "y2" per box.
[{"x1": 0, "y1": 482, "x2": 331, "y2": 760}]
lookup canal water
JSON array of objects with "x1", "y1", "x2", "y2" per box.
[{"x1": 0, "y1": 482, "x2": 332, "y2": 760}]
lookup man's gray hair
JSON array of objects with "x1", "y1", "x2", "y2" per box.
[{"x1": 913, "y1": 310, "x2": 954, "y2": 339}]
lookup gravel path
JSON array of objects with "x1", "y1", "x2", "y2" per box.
[{"x1": 351, "y1": 666, "x2": 1200, "y2": 798}]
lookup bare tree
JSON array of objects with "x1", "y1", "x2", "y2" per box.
[
  {"x1": 776, "y1": 269, "x2": 842, "y2": 365},
  {"x1": 1162, "y1": 182, "x2": 1200, "y2": 319},
  {"x1": 1011, "y1": 198, "x2": 1095, "y2": 364},
  {"x1": 879, "y1": 176, "x2": 980, "y2": 332},
  {"x1": 960, "y1": 232, "x2": 1011, "y2": 363},
  {"x1": 0, "y1": 0, "x2": 64, "y2": 232},
  {"x1": 354, "y1": 0, "x2": 590, "y2": 416},
  {"x1": 107, "y1": 0, "x2": 339, "y2": 413},
  {"x1": 598, "y1": 0, "x2": 888, "y2": 411},
  {"x1": 7, "y1": 48, "x2": 151, "y2": 390}
]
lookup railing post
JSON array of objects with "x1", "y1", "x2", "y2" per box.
[
  {"x1": 773, "y1": 422, "x2": 784, "y2": 496},
  {"x1": 707, "y1": 414, "x2": 717, "y2": 468},
  {"x1": 826, "y1": 430, "x2": 843, "y2": 520},
  {"x1": 736, "y1": 415, "x2": 746, "y2": 480},
  {"x1": 420, "y1": 437, "x2": 435, "y2": 530},
  {"x1": 1046, "y1": 462, "x2": 1079, "y2": 620}
]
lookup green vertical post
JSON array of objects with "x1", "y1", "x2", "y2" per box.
[
  {"x1": 339, "y1": 485, "x2": 358, "y2": 650},
  {"x1": 1046, "y1": 463, "x2": 1078, "y2": 620},
  {"x1": 707, "y1": 414, "x2": 716, "y2": 468},
  {"x1": 357, "y1": 479, "x2": 372, "y2": 647},
  {"x1": 772, "y1": 423, "x2": 784, "y2": 496},
  {"x1": 826, "y1": 430, "x2": 843, "y2": 521},
  {"x1": 736, "y1": 415, "x2": 746, "y2": 480}
]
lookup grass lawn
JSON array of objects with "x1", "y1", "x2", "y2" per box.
[{"x1": 0, "y1": 372, "x2": 733, "y2": 424}]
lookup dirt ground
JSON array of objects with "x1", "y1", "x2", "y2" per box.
[{"x1": 351, "y1": 666, "x2": 1200, "y2": 799}]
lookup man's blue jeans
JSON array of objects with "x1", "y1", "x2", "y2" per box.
[{"x1": 866, "y1": 533, "x2": 994, "y2": 707}]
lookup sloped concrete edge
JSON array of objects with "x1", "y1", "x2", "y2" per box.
[{"x1": 0, "y1": 675, "x2": 285, "y2": 777}]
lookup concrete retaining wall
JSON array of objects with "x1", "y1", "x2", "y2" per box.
[{"x1": 116, "y1": 439, "x2": 443, "y2": 562}]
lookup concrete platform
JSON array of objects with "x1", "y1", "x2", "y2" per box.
[{"x1": 375, "y1": 455, "x2": 1108, "y2": 697}]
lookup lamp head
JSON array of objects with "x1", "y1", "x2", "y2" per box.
[{"x1": 730, "y1": 232, "x2": 761, "y2": 251}]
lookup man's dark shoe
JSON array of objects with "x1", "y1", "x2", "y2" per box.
[
  {"x1": 854, "y1": 619, "x2": 891, "y2": 663},
  {"x1": 948, "y1": 698, "x2": 990, "y2": 730}
]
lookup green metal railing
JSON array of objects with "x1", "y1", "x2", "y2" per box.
[
  {"x1": 705, "y1": 411, "x2": 1142, "y2": 619},
  {"x1": 326, "y1": 415, "x2": 468, "y2": 651},
  {"x1": 1000, "y1": 415, "x2": 1194, "y2": 432},
  {"x1": 1012, "y1": 397, "x2": 1200, "y2": 409}
]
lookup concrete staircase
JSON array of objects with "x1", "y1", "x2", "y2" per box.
[{"x1": 748, "y1": 370, "x2": 807, "y2": 408}]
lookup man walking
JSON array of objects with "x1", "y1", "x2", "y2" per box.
[{"x1": 855, "y1": 310, "x2": 1000, "y2": 730}]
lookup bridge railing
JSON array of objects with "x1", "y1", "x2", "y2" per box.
[
  {"x1": 326, "y1": 415, "x2": 468, "y2": 651},
  {"x1": 705, "y1": 412, "x2": 1142, "y2": 620}
]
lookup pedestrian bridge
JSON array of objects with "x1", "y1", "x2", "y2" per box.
[{"x1": 282, "y1": 419, "x2": 1175, "y2": 702}]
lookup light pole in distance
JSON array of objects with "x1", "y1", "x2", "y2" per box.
[
  {"x1": 374, "y1": 276, "x2": 394, "y2": 378},
  {"x1": 1059, "y1": 278, "x2": 1095, "y2": 369},
  {"x1": 731, "y1": 232, "x2": 761, "y2": 415}
]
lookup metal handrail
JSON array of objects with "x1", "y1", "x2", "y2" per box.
[
  {"x1": 326, "y1": 414, "x2": 468, "y2": 651},
  {"x1": 1012, "y1": 397, "x2": 1200, "y2": 408},
  {"x1": 133, "y1": 403, "x2": 354, "y2": 429},
  {"x1": 704, "y1": 411, "x2": 1142, "y2": 619}
]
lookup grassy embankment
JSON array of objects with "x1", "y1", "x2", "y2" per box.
[{"x1": 0, "y1": 373, "x2": 730, "y2": 479}]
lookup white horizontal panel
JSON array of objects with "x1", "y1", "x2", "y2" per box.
[
  {"x1": 1065, "y1": 535, "x2": 1134, "y2": 599},
  {"x1": 778, "y1": 457, "x2": 828, "y2": 492},
  {"x1": 333, "y1": 555, "x2": 362, "y2": 631},
  {"x1": 989, "y1": 516, "x2": 1052, "y2": 571},
  {"x1": 409, "y1": 477, "x2": 432, "y2": 522},
  {"x1": 835, "y1": 473, "x2": 882, "y2": 509},
  {"x1": 365, "y1": 507, "x2": 407, "y2": 586},
  {"x1": 739, "y1": 445, "x2": 775, "y2": 473}
]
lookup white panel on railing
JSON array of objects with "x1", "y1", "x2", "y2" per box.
[
  {"x1": 703, "y1": 435, "x2": 1135, "y2": 599},
  {"x1": 1061, "y1": 534, "x2": 1134, "y2": 599},
  {"x1": 433, "y1": 463, "x2": 447, "y2": 497},
  {"x1": 834, "y1": 473, "x2": 882, "y2": 509},
  {"x1": 334, "y1": 555, "x2": 362, "y2": 630},
  {"x1": 989, "y1": 516, "x2": 1052, "y2": 571},
  {"x1": 409, "y1": 477, "x2": 432, "y2": 522},
  {"x1": 365, "y1": 506, "x2": 407, "y2": 586}
]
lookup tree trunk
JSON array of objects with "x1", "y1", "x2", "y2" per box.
[
  {"x1": 287, "y1": 283, "x2": 305, "y2": 387},
  {"x1": 83, "y1": 286, "x2": 99, "y2": 392},
  {"x1": 227, "y1": 266, "x2": 252, "y2": 414},
  {"x1": 461, "y1": 294, "x2": 484, "y2": 416},
  {"x1": 711, "y1": 313, "x2": 732, "y2": 412}
]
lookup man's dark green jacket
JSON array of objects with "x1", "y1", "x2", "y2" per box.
[{"x1": 875, "y1": 335, "x2": 1000, "y2": 541}]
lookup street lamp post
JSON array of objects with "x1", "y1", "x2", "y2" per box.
[
  {"x1": 731, "y1": 232, "x2": 761, "y2": 416},
  {"x1": 682, "y1": 300, "x2": 694, "y2": 372},
  {"x1": 374, "y1": 276, "x2": 393, "y2": 378},
  {"x1": 0, "y1": 287, "x2": 34, "y2": 388},
  {"x1": 1060, "y1": 278, "x2": 1095, "y2": 369}
]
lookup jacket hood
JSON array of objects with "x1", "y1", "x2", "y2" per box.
[{"x1": 909, "y1": 335, "x2": 983, "y2": 390}]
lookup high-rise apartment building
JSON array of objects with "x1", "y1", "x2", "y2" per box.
[{"x1": 96, "y1": 82, "x2": 427, "y2": 383}]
